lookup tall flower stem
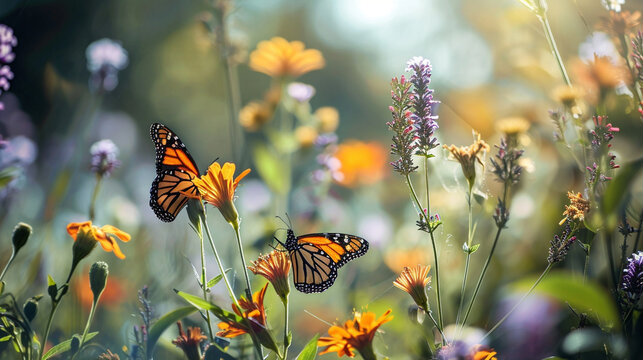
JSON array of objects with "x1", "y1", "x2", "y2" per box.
[
  {"x1": 223, "y1": 54, "x2": 242, "y2": 162},
  {"x1": 482, "y1": 263, "x2": 552, "y2": 341},
  {"x1": 422, "y1": 158, "x2": 443, "y2": 329},
  {"x1": 462, "y1": 183, "x2": 510, "y2": 326},
  {"x1": 619, "y1": 34, "x2": 643, "y2": 106},
  {"x1": 455, "y1": 189, "x2": 474, "y2": 329},
  {"x1": 200, "y1": 205, "x2": 238, "y2": 306},
  {"x1": 231, "y1": 221, "x2": 253, "y2": 300},
  {"x1": 583, "y1": 242, "x2": 591, "y2": 283},
  {"x1": 281, "y1": 297, "x2": 290, "y2": 360},
  {"x1": 40, "y1": 301, "x2": 60, "y2": 360},
  {"x1": 0, "y1": 251, "x2": 16, "y2": 282},
  {"x1": 88, "y1": 175, "x2": 102, "y2": 222},
  {"x1": 537, "y1": 13, "x2": 571, "y2": 86},
  {"x1": 423, "y1": 308, "x2": 446, "y2": 344},
  {"x1": 78, "y1": 299, "x2": 98, "y2": 351},
  {"x1": 196, "y1": 220, "x2": 215, "y2": 341},
  {"x1": 405, "y1": 174, "x2": 443, "y2": 331}
]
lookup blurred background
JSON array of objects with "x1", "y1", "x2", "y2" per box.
[{"x1": 0, "y1": 0, "x2": 642, "y2": 359}]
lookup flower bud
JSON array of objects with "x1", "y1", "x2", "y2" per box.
[
  {"x1": 90, "y1": 261, "x2": 109, "y2": 302},
  {"x1": 23, "y1": 297, "x2": 39, "y2": 322},
  {"x1": 70, "y1": 334, "x2": 81, "y2": 355},
  {"x1": 71, "y1": 227, "x2": 98, "y2": 272},
  {"x1": 12, "y1": 222, "x2": 32, "y2": 254}
]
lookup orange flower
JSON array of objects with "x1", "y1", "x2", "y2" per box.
[
  {"x1": 559, "y1": 191, "x2": 590, "y2": 225},
  {"x1": 239, "y1": 101, "x2": 273, "y2": 131},
  {"x1": 601, "y1": 10, "x2": 641, "y2": 36},
  {"x1": 74, "y1": 271, "x2": 127, "y2": 309},
  {"x1": 571, "y1": 55, "x2": 628, "y2": 104},
  {"x1": 318, "y1": 309, "x2": 393, "y2": 358},
  {"x1": 189, "y1": 162, "x2": 250, "y2": 225},
  {"x1": 248, "y1": 251, "x2": 291, "y2": 300},
  {"x1": 472, "y1": 345, "x2": 498, "y2": 360},
  {"x1": 443, "y1": 132, "x2": 490, "y2": 187},
  {"x1": 217, "y1": 283, "x2": 269, "y2": 338},
  {"x1": 249, "y1": 37, "x2": 325, "y2": 78},
  {"x1": 172, "y1": 322, "x2": 207, "y2": 360},
  {"x1": 334, "y1": 140, "x2": 388, "y2": 187},
  {"x1": 393, "y1": 265, "x2": 431, "y2": 311},
  {"x1": 66, "y1": 221, "x2": 131, "y2": 259}
]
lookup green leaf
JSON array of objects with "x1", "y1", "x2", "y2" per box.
[
  {"x1": 600, "y1": 158, "x2": 643, "y2": 231},
  {"x1": 252, "y1": 143, "x2": 290, "y2": 195},
  {"x1": 147, "y1": 306, "x2": 197, "y2": 354},
  {"x1": 511, "y1": 271, "x2": 619, "y2": 330},
  {"x1": 0, "y1": 335, "x2": 11, "y2": 342},
  {"x1": 207, "y1": 269, "x2": 231, "y2": 289},
  {"x1": 42, "y1": 332, "x2": 98, "y2": 360},
  {"x1": 174, "y1": 290, "x2": 243, "y2": 323},
  {"x1": 469, "y1": 244, "x2": 480, "y2": 254},
  {"x1": 0, "y1": 166, "x2": 19, "y2": 189},
  {"x1": 297, "y1": 335, "x2": 319, "y2": 360}
]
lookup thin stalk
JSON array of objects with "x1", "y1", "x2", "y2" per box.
[
  {"x1": 405, "y1": 174, "x2": 443, "y2": 331},
  {"x1": 605, "y1": 232, "x2": 619, "y2": 291},
  {"x1": 422, "y1": 158, "x2": 443, "y2": 329},
  {"x1": 0, "y1": 251, "x2": 15, "y2": 282},
  {"x1": 619, "y1": 34, "x2": 643, "y2": 106},
  {"x1": 78, "y1": 299, "x2": 98, "y2": 350},
  {"x1": 231, "y1": 221, "x2": 253, "y2": 300},
  {"x1": 538, "y1": 13, "x2": 571, "y2": 86},
  {"x1": 282, "y1": 298, "x2": 290, "y2": 360},
  {"x1": 424, "y1": 308, "x2": 447, "y2": 344},
  {"x1": 482, "y1": 263, "x2": 552, "y2": 341},
  {"x1": 634, "y1": 209, "x2": 643, "y2": 252},
  {"x1": 40, "y1": 302, "x2": 60, "y2": 360},
  {"x1": 201, "y1": 206, "x2": 238, "y2": 306},
  {"x1": 583, "y1": 243, "x2": 591, "y2": 284},
  {"x1": 455, "y1": 189, "x2": 474, "y2": 329},
  {"x1": 89, "y1": 175, "x2": 102, "y2": 222},
  {"x1": 222, "y1": 56, "x2": 242, "y2": 162},
  {"x1": 198, "y1": 223, "x2": 215, "y2": 341},
  {"x1": 461, "y1": 226, "x2": 503, "y2": 326}
]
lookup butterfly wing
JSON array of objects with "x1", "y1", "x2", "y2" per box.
[
  {"x1": 289, "y1": 233, "x2": 369, "y2": 293},
  {"x1": 149, "y1": 123, "x2": 200, "y2": 222}
]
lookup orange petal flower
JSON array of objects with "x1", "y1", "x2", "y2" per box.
[
  {"x1": 172, "y1": 322, "x2": 207, "y2": 360},
  {"x1": 249, "y1": 37, "x2": 325, "y2": 78},
  {"x1": 318, "y1": 309, "x2": 393, "y2": 358},
  {"x1": 334, "y1": 140, "x2": 388, "y2": 187},
  {"x1": 190, "y1": 162, "x2": 250, "y2": 225},
  {"x1": 443, "y1": 132, "x2": 490, "y2": 186},
  {"x1": 66, "y1": 221, "x2": 131, "y2": 259},
  {"x1": 472, "y1": 345, "x2": 498, "y2": 360},
  {"x1": 217, "y1": 283, "x2": 269, "y2": 338},
  {"x1": 393, "y1": 265, "x2": 431, "y2": 311},
  {"x1": 248, "y1": 250, "x2": 291, "y2": 300}
]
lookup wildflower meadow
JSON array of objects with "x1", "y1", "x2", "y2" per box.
[{"x1": 2, "y1": 0, "x2": 643, "y2": 359}]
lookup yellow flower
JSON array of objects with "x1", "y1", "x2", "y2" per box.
[
  {"x1": 393, "y1": 265, "x2": 431, "y2": 311},
  {"x1": 295, "y1": 126, "x2": 318, "y2": 148},
  {"x1": 66, "y1": 221, "x2": 131, "y2": 260},
  {"x1": 190, "y1": 162, "x2": 250, "y2": 225},
  {"x1": 559, "y1": 191, "x2": 590, "y2": 225},
  {"x1": 248, "y1": 250, "x2": 291, "y2": 300},
  {"x1": 443, "y1": 132, "x2": 490, "y2": 188},
  {"x1": 496, "y1": 117, "x2": 530, "y2": 136},
  {"x1": 318, "y1": 309, "x2": 393, "y2": 358},
  {"x1": 239, "y1": 101, "x2": 272, "y2": 132},
  {"x1": 334, "y1": 140, "x2": 388, "y2": 187},
  {"x1": 472, "y1": 345, "x2": 499, "y2": 360},
  {"x1": 249, "y1": 37, "x2": 325, "y2": 78},
  {"x1": 315, "y1": 106, "x2": 340, "y2": 133}
]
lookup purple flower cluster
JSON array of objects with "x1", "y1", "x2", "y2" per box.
[
  {"x1": 387, "y1": 75, "x2": 417, "y2": 175},
  {"x1": 548, "y1": 222, "x2": 577, "y2": 264},
  {"x1": 406, "y1": 56, "x2": 440, "y2": 157},
  {"x1": 0, "y1": 25, "x2": 17, "y2": 111},
  {"x1": 621, "y1": 251, "x2": 643, "y2": 306},
  {"x1": 90, "y1": 139, "x2": 120, "y2": 177},
  {"x1": 587, "y1": 115, "x2": 619, "y2": 184}
]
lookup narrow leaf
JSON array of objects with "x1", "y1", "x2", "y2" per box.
[
  {"x1": 207, "y1": 269, "x2": 231, "y2": 289},
  {"x1": 42, "y1": 332, "x2": 98, "y2": 360},
  {"x1": 147, "y1": 306, "x2": 197, "y2": 353},
  {"x1": 297, "y1": 334, "x2": 319, "y2": 360}
]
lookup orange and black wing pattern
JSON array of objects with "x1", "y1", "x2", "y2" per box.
[
  {"x1": 285, "y1": 230, "x2": 368, "y2": 293},
  {"x1": 149, "y1": 123, "x2": 200, "y2": 222}
]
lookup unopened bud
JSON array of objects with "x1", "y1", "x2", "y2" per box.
[
  {"x1": 12, "y1": 222, "x2": 32, "y2": 254},
  {"x1": 23, "y1": 298, "x2": 38, "y2": 322},
  {"x1": 90, "y1": 261, "x2": 109, "y2": 302}
]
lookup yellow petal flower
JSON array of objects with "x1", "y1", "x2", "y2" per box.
[{"x1": 249, "y1": 37, "x2": 325, "y2": 78}]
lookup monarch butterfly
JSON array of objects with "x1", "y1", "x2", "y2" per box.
[
  {"x1": 280, "y1": 228, "x2": 369, "y2": 293},
  {"x1": 149, "y1": 123, "x2": 201, "y2": 222}
]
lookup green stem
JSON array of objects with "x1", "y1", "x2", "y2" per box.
[
  {"x1": 201, "y1": 205, "x2": 238, "y2": 306},
  {"x1": 633, "y1": 209, "x2": 643, "y2": 252},
  {"x1": 0, "y1": 251, "x2": 15, "y2": 282},
  {"x1": 40, "y1": 301, "x2": 60, "y2": 359},
  {"x1": 405, "y1": 174, "x2": 443, "y2": 332},
  {"x1": 78, "y1": 299, "x2": 98, "y2": 351},
  {"x1": 89, "y1": 175, "x2": 102, "y2": 222},
  {"x1": 222, "y1": 54, "x2": 242, "y2": 162},
  {"x1": 197, "y1": 220, "x2": 214, "y2": 341},
  {"x1": 620, "y1": 34, "x2": 643, "y2": 106},
  {"x1": 422, "y1": 158, "x2": 443, "y2": 330},
  {"x1": 231, "y1": 221, "x2": 253, "y2": 300},
  {"x1": 583, "y1": 243, "x2": 591, "y2": 284},
  {"x1": 357, "y1": 341, "x2": 377, "y2": 360},
  {"x1": 482, "y1": 263, "x2": 552, "y2": 341},
  {"x1": 282, "y1": 297, "x2": 290, "y2": 360},
  {"x1": 605, "y1": 232, "x2": 619, "y2": 292},
  {"x1": 455, "y1": 189, "x2": 474, "y2": 329},
  {"x1": 424, "y1": 308, "x2": 447, "y2": 344},
  {"x1": 538, "y1": 13, "x2": 571, "y2": 86}
]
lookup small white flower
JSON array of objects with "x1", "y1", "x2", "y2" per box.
[
  {"x1": 287, "y1": 82, "x2": 316, "y2": 102},
  {"x1": 602, "y1": 0, "x2": 625, "y2": 12},
  {"x1": 86, "y1": 38, "x2": 128, "y2": 72}
]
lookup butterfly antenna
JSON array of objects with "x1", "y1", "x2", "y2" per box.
[
  {"x1": 285, "y1": 212, "x2": 293, "y2": 229},
  {"x1": 273, "y1": 236, "x2": 286, "y2": 248},
  {"x1": 275, "y1": 215, "x2": 289, "y2": 228}
]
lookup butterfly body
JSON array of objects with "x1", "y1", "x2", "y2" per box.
[
  {"x1": 149, "y1": 123, "x2": 201, "y2": 222},
  {"x1": 284, "y1": 229, "x2": 368, "y2": 293}
]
